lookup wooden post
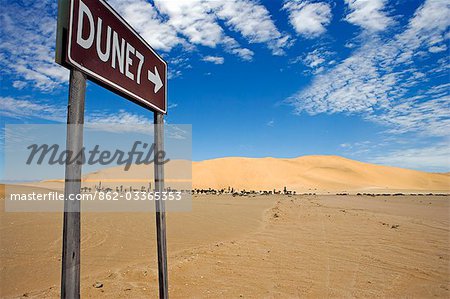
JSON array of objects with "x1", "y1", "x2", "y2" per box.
[
  {"x1": 154, "y1": 112, "x2": 169, "y2": 299},
  {"x1": 61, "y1": 69, "x2": 86, "y2": 299}
]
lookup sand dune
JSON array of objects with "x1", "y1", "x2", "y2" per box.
[
  {"x1": 193, "y1": 155, "x2": 450, "y2": 192},
  {"x1": 24, "y1": 155, "x2": 449, "y2": 193}
]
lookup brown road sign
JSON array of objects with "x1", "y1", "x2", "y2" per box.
[
  {"x1": 57, "y1": 0, "x2": 167, "y2": 113},
  {"x1": 56, "y1": 1, "x2": 170, "y2": 298}
]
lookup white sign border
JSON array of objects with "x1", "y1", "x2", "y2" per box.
[{"x1": 67, "y1": 0, "x2": 167, "y2": 114}]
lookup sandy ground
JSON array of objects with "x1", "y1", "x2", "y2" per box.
[{"x1": 1, "y1": 192, "x2": 449, "y2": 298}]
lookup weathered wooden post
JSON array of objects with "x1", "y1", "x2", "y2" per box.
[
  {"x1": 154, "y1": 112, "x2": 169, "y2": 298},
  {"x1": 61, "y1": 69, "x2": 86, "y2": 299}
]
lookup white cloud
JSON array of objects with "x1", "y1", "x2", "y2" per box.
[
  {"x1": 222, "y1": 36, "x2": 254, "y2": 61},
  {"x1": 344, "y1": 0, "x2": 394, "y2": 32},
  {"x1": 0, "y1": 96, "x2": 66, "y2": 122},
  {"x1": 287, "y1": 0, "x2": 450, "y2": 138},
  {"x1": 153, "y1": 0, "x2": 223, "y2": 48},
  {"x1": 287, "y1": 41, "x2": 391, "y2": 115},
  {"x1": 0, "y1": 1, "x2": 69, "y2": 91},
  {"x1": 212, "y1": 0, "x2": 292, "y2": 55},
  {"x1": 12, "y1": 81, "x2": 27, "y2": 90},
  {"x1": 152, "y1": 0, "x2": 289, "y2": 55},
  {"x1": 300, "y1": 48, "x2": 335, "y2": 73},
  {"x1": 368, "y1": 93, "x2": 450, "y2": 137},
  {"x1": 370, "y1": 142, "x2": 450, "y2": 172},
  {"x1": 0, "y1": 97, "x2": 138, "y2": 124},
  {"x1": 108, "y1": 0, "x2": 184, "y2": 51},
  {"x1": 85, "y1": 109, "x2": 153, "y2": 133},
  {"x1": 1, "y1": 0, "x2": 286, "y2": 90},
  {"x1": 428, "y1": 44, "x2": 447, "y2": 53},
  {"x1": 390, "y1": 0, "x2": 450, "y2": 64},
  {"x1": 202, "y1": 56, "x2": 225, "y2": 64},
  {"x1": 87, "y1": 109, "x2": 150, "y2": 125},
  {"x1": 230, "y1": 47, "x2": 254, "y2": 61},
  {"x1": 267, "y1": 119, "x2": 275, "y2": 127},
  {"x1": 168, "y1": 69, "x2": 182, "y2": 80},
  {"x1": 283, "y1": 1, "x2": 332, "y2": 38},
  {"x1": 0, "y1": 97, "x2": 158, "y2": 134},
  {"x1": 304, "y1": 53, "x2": 325, "y2": 68}
]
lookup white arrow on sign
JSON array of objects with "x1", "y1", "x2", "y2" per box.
[{"x1": 148, "y1": 66, "x2": 163, "y2": 93}]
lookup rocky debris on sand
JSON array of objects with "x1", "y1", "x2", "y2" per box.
[{"x1": 93, "y1": 282, "x2": 103, "y2": 288}]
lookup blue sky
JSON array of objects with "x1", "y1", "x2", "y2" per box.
[{"x1": 1, "y1": 0, "x2": 449, "y2": 172}]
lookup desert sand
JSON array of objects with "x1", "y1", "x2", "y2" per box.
[
  {"x1": 1, "y1": 156, "x2": 449, "y2": 298},
  {"x1": 1, "y1": 191, "x2": 449, "y2": 298}
]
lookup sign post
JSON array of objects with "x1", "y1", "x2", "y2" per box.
[
  {"x1": 154, "y1": 112, "x2": 169, "y2": 299},
  {"x1": 56, "y1": 0, "x2": 169, "y2": 297},
  {"x1": 61, "y1": 69, "x2": 86, "y2": 299}
]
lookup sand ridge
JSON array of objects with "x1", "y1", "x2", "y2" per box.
[
  {"x1": 23, "y1": 155, "x2": 450, "y2": 194},
  {"x1": 192, "y1": 155, "x2": 450, "y2": 192}
]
